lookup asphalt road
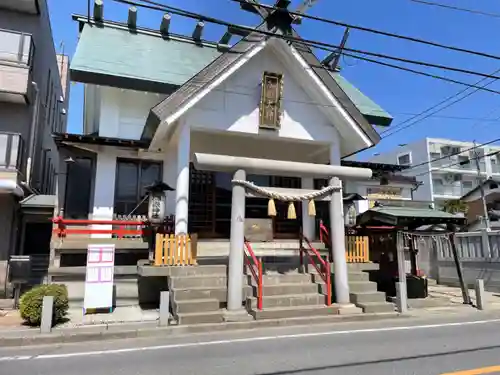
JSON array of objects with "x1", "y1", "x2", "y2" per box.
[{"x1": 2, "y1": 313, "x2": 500, "y2": 375}]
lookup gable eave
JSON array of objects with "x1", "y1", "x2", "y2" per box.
[
  {"x1": 142, "y1": 22, "x2": 271, "y2": 149},
  {"x1": 287, "y1": 34, "x2": 380, "y2": 148},
  {"x1": 142, "y1": 24, "x2": 381, "y2": 153}
]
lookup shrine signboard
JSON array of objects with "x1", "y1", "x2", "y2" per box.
[
  {"x1": 83, "y1": 244, "x2": 115, "y2": 313},
  {"x1": 259, "y1": 71, "x2": 284, "y2": 130}
]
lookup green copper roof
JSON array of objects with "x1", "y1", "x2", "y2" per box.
[
  {"x1": 331, "y1": 73, "x2": 392, "y2": 126},
  {"x1": 357, "y1": 205, "x2": 466, "y2": 227},
  {"x1": 70, "y1": 19, "x2": 392, "y2": 126},
  {"x1": 71, "y1": 23, "x2": 222, "y2": 87}
]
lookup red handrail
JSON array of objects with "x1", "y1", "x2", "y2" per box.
[
  {"x1": 319, "y1": 220, "x2": 330, "y2": 247},
  {"x1": 52, "y1": 216, "x2": 147, "y2": 238},
  {"x1": 299, "y1": 232, "x2": 332, "y2": 306},
  {"x1": 244, "y1": 238, "x2": 263, "y2": 310}
]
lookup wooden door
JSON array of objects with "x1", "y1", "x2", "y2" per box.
[
  {"x1": 188, "y1": 164, "x2": 216, "y2": 238},
  {"x1": 270, "y1": 176, "x2": 302, "y2": 239}
]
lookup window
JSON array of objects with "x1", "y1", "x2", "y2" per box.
[
  {"x1": 429, "y1": 152, "x2": 440, "y2": 160},
  {"x1": 397, "y1": 153, "x2": 411, "y2": 166},
  {"x1": 114, "y1": 159, "x2": 162, "y2": 215},
  {"x1": 462, "y1": 180, "x2": 473, "y2": 194}
]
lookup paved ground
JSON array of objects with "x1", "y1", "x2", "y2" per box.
[{"x1": 1, "y1": 312, "x2": 500, "y2": 374}]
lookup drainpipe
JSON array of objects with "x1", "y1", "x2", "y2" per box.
[{"x1": 26, "y1": 81, "x2": 40, "y2": 187}]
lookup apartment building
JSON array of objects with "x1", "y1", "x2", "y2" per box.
[
  {"x1": 0, "y1": 0, "x2": 69, "y2": 294},
  {"x1": 369, "y1": 138, "x2": 495, "y2": 208}
]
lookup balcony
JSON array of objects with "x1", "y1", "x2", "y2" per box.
[
  {"x1": 0, "y1": 29, "x2": 34, "y2": 104},
  {"x1": 430, "y1": 157, "x2": 486, "y2": 173},
  {"x1": 0, "y1": 0, "x2": 39, "y2": 15},
  {"x1": 433, "y1": 185, "x2": 464, "y2": 198}
]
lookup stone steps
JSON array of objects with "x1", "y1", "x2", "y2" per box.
[
  {"x1": 169, "y1": 275, "x2": 229, "y2": 289},
  {"x1": 246, "y1": 267, "x2": 335, "y2": 319},
  {"x1": 172, "y1": 298, "x2": 220, "y2": 314},
  {"x1": 169, "y1": 265, "x2": 227, "y2": 277},
  {"x1": 350, "y1": 291, "x2": 387, "y2": 304},
  {"x1": 247, "y1": 293, "x2": 324, "y2": 309},
  {"x1": 176, "y1": 311, "x2": 224, "y2": 325},
  {"x1": 258, "y1": 283, "x2": 319, "y2": 296},
  {"x1": 345, "y1": 269, "x2": 396, "y2": 313},
  {"x1": 348, "y1": 280, "x2": 378, "y2": 293},
  {"x1": 356, "y1": 302, "x2": 396, "y2": 313},
  {"x1": 250, "y1": 305, "x2": 340, "y2": 320},
  {"x1": 169, "y1": 265, "x2": 242, "y2": 325},
  {"x1": 173, "y1": 286, "x2": 252, "y2": 302}
]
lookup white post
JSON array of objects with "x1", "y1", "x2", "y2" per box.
[
  {"x1": 163, "y1": 145, "x2": 177, "y2": 217},
  {"x1": 227, "y1": 169, "x2": 246, "y2": 311},
  {"x1": 328, "y1": 144, "x2": 350, "y2": 305},
  {"x1": 301, "y1": 177, "x2": 315, "y2": 240},
  {"x1": 175, "y1": 125, "x2": 191, "y2": 235},
  {"x1": 396, "y1": 281, "x2": 408, "y2": 313},
  {"x1": 91, "y1": 153, "x2": 117, "y2": 238},
  {"x1": 329, "y1": 177, "x2": 350, "y2": 305},
  {"x1": 475, "y1": 279, "x2": 486, "y2": 310},
  {"x1": 40, "y1": 296, "x2": 54, "y2": 334},
  {"x1": 159, "y1": 291, "x2": 170, "y2": 326}
]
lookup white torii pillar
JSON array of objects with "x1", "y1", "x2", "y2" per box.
[{"x1": 192, "y1": 153, "x2": 372, "y2": 312}]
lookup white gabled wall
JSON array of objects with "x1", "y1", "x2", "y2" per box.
[
  {"x1": 98, "y1": 87, "x2": 165, "y2": 140},
  {"x1": 184, "y1": 45, "x2": 341, "y2": 145}
]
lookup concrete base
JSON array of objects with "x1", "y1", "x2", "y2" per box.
[
  {"x1": 222, "y1": 308, "x2": 254, "y2": 322},
  {"x1": 336, "y1": 303, "x2": 363, "y2": 315}
]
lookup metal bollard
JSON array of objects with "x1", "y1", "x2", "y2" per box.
[
  {"x1": 159, "y1": 291, "x2": 170, "y2": 326},
  {"x1": 396, "y1": 281, "x2": 408, "y2": 314},
  {"x1": 475, "y1": 279, "x2": 486, "y2": 310},
  {"x1": 40, "y1": 296, "x2": 54, "y2": 334}
]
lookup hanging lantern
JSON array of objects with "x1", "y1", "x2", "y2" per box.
[{"x1": 146, "y1": 181, "x2": 175, "y2": 226}]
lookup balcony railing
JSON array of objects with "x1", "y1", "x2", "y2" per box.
[
  {"x1": 0, "y1": 133, "x2": 23, "y2": 171},
  {"x1": 0, "y1": 29, "x2": 34, "y2": 102},
  {"x1": 430, "y1": 157, "x2": 485, "y2": 172},
  {"x1": 433, "y1": 185, "x2": 464, "y2": 197}
]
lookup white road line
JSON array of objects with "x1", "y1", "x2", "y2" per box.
[{"x1": 2, "y1": 318, "x2": 500, "y2": 362}]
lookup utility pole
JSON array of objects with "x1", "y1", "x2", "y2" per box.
[{"x1": 473, "y1": 141, "x2": 490, "y2": 230}]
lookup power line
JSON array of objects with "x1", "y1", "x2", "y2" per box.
[
  {"x1": 103, "y1": 0, "x2": 500, "y2": 109},
  {"x1": 380, "y1": 68, "x2": 500, "y2": 136},
  {"x1": 103, "y1": 0, "x2": 500, "y2": 102},
  {"x1": 380, "y1": 67, "x2": 500, "y2": 138},
  {"x1": 231, "y1": 0, "x2": 500, "y2": 62},
  {"x1": 119, "y1": 0, "x2": 500, "y2": 81},
  {"x1": 110, "y1": 0, "x2": 500, "y2": 141},
  {"x1": 342, "y1": 52, "x2": 500, "y2": 97},
  {"x1": 410, "y1": 0, "x2": 500, "y2": 18},
  {"x1": 405, "y1": 138, "x2": 500, "y2": 173}
]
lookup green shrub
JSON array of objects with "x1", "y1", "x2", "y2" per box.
[{"x1": 19, "y1": 284, "x2": 69, "y2": 326}]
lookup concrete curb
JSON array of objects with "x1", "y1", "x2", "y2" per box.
[{"x1": 0, "y1": 312, "x2": 404, "y2": 347}]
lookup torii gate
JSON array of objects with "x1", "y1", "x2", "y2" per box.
[{"x1": 193, "y1": 153, "x2": 372, "y2": 316}]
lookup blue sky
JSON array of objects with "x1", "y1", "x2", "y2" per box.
[{"x1": 47, "y1": 0, "x2": 500, "y2": 159}]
